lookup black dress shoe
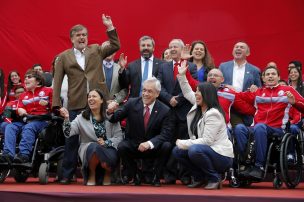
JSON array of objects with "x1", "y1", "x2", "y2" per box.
[
  {"x1": 180, "y1": 178, "x2": 191, "y2": 185},
  {"x1": 13, "y1": 154, "x2": 30, "y2": 164},
  {"x1": 163, "y1": 179, "x2": 176, "y2": 185},
  {"x1": 133, "y1": 174, "x2": 141, "y2": 186},
  {"x1": 0, "y1": 154, "x2": 13, "y2": 164},
  {"x1": 60, "y1": 178, "x2": 72, "y2": 185},
  {"x1": 121, "y1": 176, "x2": 130, "y2": 184},
  {"x1": 187, "y1": 180, "x2": 207, "y2": 188},
  {"x1": 151, "y1": 175, "x2": 161, "y2": 187},
  {"x1": 248, "y1": 166, "x2": 264, "y2": 180},
  {"x1": 238, "y1": 166, "x2": 252, "y2": 178},
  {"x1": 204, "y1": 181, "x2": 222, "y2": 190}
]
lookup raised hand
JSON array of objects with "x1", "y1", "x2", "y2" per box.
[
  {"x1": 181, "y1": 44, "x2": 193, "y2": 60},
  {"x1": 118, "y1": 53, "x2": 128, "y2": 69},
  {"x1": 178, "y1": 60, "x2": 188, "y2": 75},
  {"x1": 102, "y1": 14, "x2": 114, "y2": 30}
]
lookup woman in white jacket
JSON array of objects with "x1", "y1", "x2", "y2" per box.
[
  {"x1": 60, "y1": 89, "x2": 123, "y2": 186},
  {"x1": 173, "y1": 61, "x2": 234, "y2": 189}
]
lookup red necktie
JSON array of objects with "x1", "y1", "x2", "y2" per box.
[
  {"x1": 144, "y1": 106, "x2": 150, "y2": 129},
  {"x1": 173, "y1": 62, "x2": 180, "y2": 80}
]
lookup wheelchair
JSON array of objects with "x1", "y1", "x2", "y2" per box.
[
  {"x1": 229, "y1": 128, "x2": 303, "y2": 189},
  {"x1": 0, "y1": 114, "x2": 65, "y2": 184}
]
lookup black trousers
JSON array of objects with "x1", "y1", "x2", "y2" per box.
[
  {"x1": 117, "y1": 140, "x2": 172, "y2": 179},
  {"x1": 61, "y1": 109, "x2": 83, "y2": 179}
]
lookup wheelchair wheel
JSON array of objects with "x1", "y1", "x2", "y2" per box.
[
  {"x1": 0, "y1": 168, "x2": 10, "y2": 183},
  {"x1": 280, "y1": 133, "x2": 302, "y2": 189},
  {"x1": 229, "y1": 177, "x2": 240, "y2": 188},
  {"x1": 14, "y1": 169, "x2": 29, "y2": 183},
  {"x1": 39, "y1": 162, "x2": 49, "y2": 185}
]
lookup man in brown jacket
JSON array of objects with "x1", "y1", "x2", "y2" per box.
[{"x1": 52, "y1": 14, "x2": 120, "y2": 184}]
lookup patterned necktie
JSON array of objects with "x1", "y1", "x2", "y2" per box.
[{"x1": 144, "y1": 106, "x2": 150, "y2": 130}]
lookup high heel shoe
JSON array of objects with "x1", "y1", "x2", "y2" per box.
[{"x1": 204, "y1": 181, "x2": 222, "y2": 190}]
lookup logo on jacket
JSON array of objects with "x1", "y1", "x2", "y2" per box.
[
  {"x1": 39, "y1": 91, "x2": 45, "y2": 97},
  {"x1": 278, "y1": 90, "x2": 284, "y2": 96}
]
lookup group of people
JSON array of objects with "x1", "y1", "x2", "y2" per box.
[{"x1": 0, "y1": 14, "x2": 304, "y2": 190}]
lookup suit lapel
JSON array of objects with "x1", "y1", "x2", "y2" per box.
[
  {"x1": 110, "y1": 63, "x2": 119, "y2": 92},
  {"x1": 243, "y1": 64, "x2": 250, "y2": 91},
  {"x1": 67, "y1": 49, "x2": 84, "y2": 71},
  {"x1": 146, "y1": 101, "x2": 159, "y2": 133},
  {"x1": 83, "y1": 48, "x2": 89, "y2": 70},
  {"x1": 228, "y1": 61, "x2": 234, "y2": 85},
  {"x1": 152, "y1": 59, "x2": 159, "y2": 76},
  {"x1": 137, "y1": 100, "x2": 145, "y2": 132},
  {"x1": 136, "y1": 60, "x2": 142, "y2": 80}
]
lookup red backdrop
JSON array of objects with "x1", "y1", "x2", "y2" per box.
[{"x1": 1, "y1": 0, "x2": 303, "y2": 81}]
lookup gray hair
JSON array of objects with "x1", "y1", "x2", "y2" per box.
[
  {"x1": 143, "y1": 77, "x2": 161, "y2": 93},
  {"x1": 139, "y1": 36, "x2": 155, "y2": 47},
  {"x1": 169, "y1": 39, "x2": 185, "y2": 48},
  {"x1": 70, "y1": 24, "x2": 87, "y2": 38}
]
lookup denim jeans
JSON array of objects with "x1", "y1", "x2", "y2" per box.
[
  {"x1": 173, "y1": 144, "x2": 232, "y2": 182},
  {"x1": 4, "y1": 120, "x2": 48, "y2": 157},
  {"x1": 234, "y1": 123, "x2": 284, "y2": 167}
]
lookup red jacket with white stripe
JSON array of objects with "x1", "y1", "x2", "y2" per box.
[
  {"x1": 236, "y1": 84, "x2": 304, "y2": 129},
  {"x1": 17, "y1": 86, "x2": 53, "y2": 115},
  {"x1": 184, "y1": 69, "x2": 255, "y2": 124}
]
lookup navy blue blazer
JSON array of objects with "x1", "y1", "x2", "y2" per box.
[
  {"x1": 118, "y1": 58, "x2": 163, "y2": 97},
  {"x1": 157, "y1": 61, "x2": 197, "y2": 121},
  {"x1": 219, "y1": 60, "x2": 262, "y2": 91},
  {"x1": 108, "y1": 98, "x2": 172, "y2": 148}
]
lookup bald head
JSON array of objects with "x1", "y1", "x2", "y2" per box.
[{"x1": 207, "y1": 68, "x2": 224, "y2": 88}]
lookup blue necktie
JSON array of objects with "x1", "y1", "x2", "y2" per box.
[
  {"x1": 142, "y1": 59, "x2": 149, "y2": 82},
  {"x1": 140, "y1": 59, "x2": 149, "y2": 95}
]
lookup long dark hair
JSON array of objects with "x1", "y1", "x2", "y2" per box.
[
  {"x1": 189, "y1": 41, "x2": 214, "y2": 68},
  {"x1": 82, "y1": 89, "x2": 107, "y2": 121},
  {"x1": 288, "y1": 66, "x2": 304, "y2": 97},
  {"x1": 7, "y1": 70, "x2": 21, "y2": 93},
  {"x1": 190, "y1": 82, "x2": 225, "y2": 137}
]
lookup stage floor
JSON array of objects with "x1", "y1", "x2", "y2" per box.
[{"x1": 0, "y1": 178, "x2": 303, "y2": 202}]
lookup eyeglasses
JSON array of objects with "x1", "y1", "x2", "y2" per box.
[
  {"x1": 207, "y1": 73, "x2": 221, "y2": 78},
  {"x1": 25, "y1": 75, "x2": 33, "y2": 79}
]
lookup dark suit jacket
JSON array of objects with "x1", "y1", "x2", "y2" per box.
[
  {"x1": 118, "y1": 57, "x2": 163, "y2": 97},
  {"x1": 52, "y1": 29, "x2": 120, "y2": 110},
  {"x1": 108, "y1": 98, "x2": 172, "y2": 148},
  {"x1": 157, "y1": 61, "x2": 197, "y2": 121},
  {"x1": 219, "y1": 60, "x2": 262, "y2": 91}
]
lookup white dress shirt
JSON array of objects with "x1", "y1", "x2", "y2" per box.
[
  {"x1": 232, "y1": 60, "x2": 246, "y2": 92},
  {"x1": 73, "y1": 48, "x2": 85, "y2": 70}
]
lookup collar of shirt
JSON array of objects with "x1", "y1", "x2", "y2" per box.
[
  {"x1": 144, "y1": 100, "x2": 156, "y2": 114},
  {"x1": 103, "y1": 60, "x2": 114, "y2": 68},
  {"x1": 173, "y1": 60, "x2": 181, "y2": 66},
  {"x1": 73, "y1": 48, "x2": 85, "y2": 55},
  {"x1": 233, "y1": 60, "x2": 247, "y2": 68},
  {"x1": 141, "y1": 55, "x2": 154, "y2": 63}
]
